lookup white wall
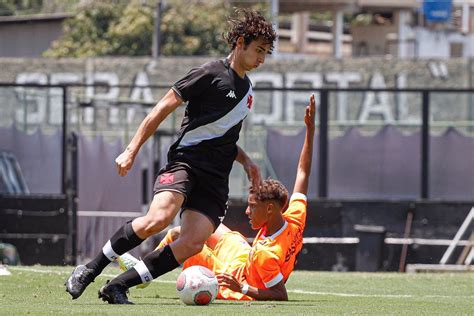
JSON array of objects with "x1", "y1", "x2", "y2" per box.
[
  {"x1": 415, "y1": 27, "x2": 474, "y2": 58},
  {"x1": 351, "y1": 25, "x2": 397, "y2": 56}
]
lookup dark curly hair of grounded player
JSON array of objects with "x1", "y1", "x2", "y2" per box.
[
  {"x1": 250, "y1": 179, "x2": 288, "y2": 209},
  {"x1": 224, "y1": 8, "x2": 277, "y2": 53}
]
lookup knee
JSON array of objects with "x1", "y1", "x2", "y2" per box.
[
  {"x1": 184, "y1": 242, "x2": 205, "y2": 258},
  {"x1": 169, "y1": 226, "x2": 181, "y2": 241},
  {"x1": 175, "y1": 238, "x2": 205, "y2": 258},
  {"x1": 138, "y1": 215, "x2": 173, "y2": 237}
]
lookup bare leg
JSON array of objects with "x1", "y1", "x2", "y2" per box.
[
  {"x1": 155, "y1": 223, "x2": 231, "y2": 251},
  {"x1": 169, "y1": 209, "x2": 215, "y2": 263},
  {"x1": 132, "y1": 191, "x2": 184, "y2": 239}
]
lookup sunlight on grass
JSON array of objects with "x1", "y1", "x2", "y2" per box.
[{"x1": 0, "y1": 266, "x2": 472, "y2": 315}]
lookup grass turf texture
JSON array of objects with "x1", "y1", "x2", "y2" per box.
[{"x1": 0, "y1": 265, "x2": 472, "y2": 315}]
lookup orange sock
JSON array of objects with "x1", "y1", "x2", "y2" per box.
[{"x1": 155, "y1": 229, "x2": 175, "y2": 251}]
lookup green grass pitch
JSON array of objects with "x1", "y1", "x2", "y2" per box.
[{"x1": 0, "y1": 265, "x2": 472, "y2": 315}]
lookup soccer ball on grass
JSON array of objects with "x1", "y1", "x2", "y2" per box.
[{"x1": 176, "y1": 265, "x2": 218, "y2": 305}]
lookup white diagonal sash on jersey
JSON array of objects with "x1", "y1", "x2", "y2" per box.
[{"x1": 177, "y1": 87, "x2": 252, "y2": 149}]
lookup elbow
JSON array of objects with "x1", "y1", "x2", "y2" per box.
[
  {"x1": 262, "y1": 294, "x2": 287, "y2": 301},
  {"x1": 278, "y1": 292, "x2": 288, "y2": 301},
  {"x1": 271, "y1": 290, "x2": 288, "y2": 301}
]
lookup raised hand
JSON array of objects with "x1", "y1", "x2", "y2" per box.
[
  {"x1": 115, "y1": 148, "x2": 135, "y2": 177},
  {"x1": 305, "y1": 94, "x2": 316, "y2": 130},
  {"x1": 245, "y1": 160, "x2": 262, "y2": 193}
]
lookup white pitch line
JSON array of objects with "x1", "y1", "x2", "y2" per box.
[
  {"x1": 8, "y1": 267, "x2": 474, "y2": 299},
  {"x1": 288, "y1": 289, "x2": 474, "y2": 299},
  {"x1": 9, "y1": 266, "x2": 68, "y2": 275},
  {"x1": 7, "y1": 266, "x2": 175, "y2": 284}
]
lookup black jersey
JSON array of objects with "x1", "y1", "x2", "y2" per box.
[{"x1": 169, "y1": 59, "x2": 253, "y2": 178}]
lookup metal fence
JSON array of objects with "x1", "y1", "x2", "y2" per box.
[
  {"x1": 1, "y1": 83, "x2": 474, "y2": 199},
  {"x1": 1, "y1": 83, "x2": 473, "y2": 264}
]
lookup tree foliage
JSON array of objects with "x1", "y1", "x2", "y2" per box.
[
  {"x1": 159, "y1": 0, "x2": 231, "y2": 56},
  {"x1": 0, "y1": 0, "x2": 80, "y2": 16},
  {"x1": 43, "y1": 0, "x2": 244, "y2": 57},
  {"x1": 107, "y1": 3, "x2": 154, "y2": 56},
  {"x1": 0, "y1": 2, "x2": 16, "y2": 16},
  {"x1": 0, "y1": 0, "x2": 43, "y2": 16},
  {"x1": 43, "y1": 1, "x2": 153, "y2": 57}
]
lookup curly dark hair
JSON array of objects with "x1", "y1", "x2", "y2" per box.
[
  {"x1": 250, "y1": 179, "x2": 288, "y2": 208},
  {"x1": 224, "y1": 8, "x2": 277, "y2": 53}
]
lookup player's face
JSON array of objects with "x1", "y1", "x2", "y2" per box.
[
  {"x1": 239, "y1": 37, "x2": 271, "y2": 71},
  {"x1": 245, "y1": 193, "x2": 269, "y2": 230}
]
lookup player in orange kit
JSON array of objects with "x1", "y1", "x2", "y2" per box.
[{"x1": 119, "y1": 94, "x2": 315, "y2": 301}]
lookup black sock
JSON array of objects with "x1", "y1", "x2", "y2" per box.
[
  {"x1": 109, "y1": 245, "x2": 180, "y2": 289},
  {"x1": 86, "y1": 221, "x2": 144, "y2": 276},
  {"x1": 85, "y1": 253, "x2": 109, "y2": 278},
  {"x1": 108, "y1": 268, "x2": 142, "y2": 289},
  {"x1": 145, "y1": 245, "x2": 180, "y2": 278}
]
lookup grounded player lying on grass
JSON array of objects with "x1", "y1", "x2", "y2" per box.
[{"x1": 118, "y1": 94, "x2": 316, "y2": 301}]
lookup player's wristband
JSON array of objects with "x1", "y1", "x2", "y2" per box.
[{"x1": 241, "y1": 284, "x2": 249, "y2": 295}]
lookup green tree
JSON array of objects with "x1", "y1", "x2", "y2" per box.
[
  {"x1": 0, "y1": 2, "x2": 16, "y2": 16},
  {"x1": 160, "y1": 0, "x2": 231, "y2": 56},
  {"x1": 44, "y1": 1, "x2": 153, "y2": 57},
  {"x1": 39, "y1": 0, "x2": 80, "y2": 14},
  {"x1": 44, "y1": 0, "x2": 270, "y2": 57},
  {"x1": 0, "y1": 0, "x2": 43, "y2": 16},
  {"x1": 107, "y1": 3, "x2": 154, "y2": 56}
]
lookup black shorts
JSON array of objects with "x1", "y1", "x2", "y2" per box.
[{"x1": 153, "y1": 161, "x2": 229, "y2": 230}]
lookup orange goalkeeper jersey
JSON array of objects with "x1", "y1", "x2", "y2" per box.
[
  {"x1": 243, "y1": 192, "x2": 307, "y2": 291},
  {"x1": 183, "y1": 192, "x2": 307, "y2": 300}
]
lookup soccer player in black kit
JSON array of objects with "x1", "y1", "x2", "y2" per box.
[{"x1": 65, "y1": 9, "x2": 277, "y2": 304}]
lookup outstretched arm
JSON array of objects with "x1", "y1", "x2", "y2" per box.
[
  {"x1": 293, "y1": 94, "x2": 316, "y2": 195},
  {"x1": 115, "y1": 89, "x2": 183, "y2": 177},
  {"x1": 217, "y1": 273, "x2": 288, "y2": 301}
]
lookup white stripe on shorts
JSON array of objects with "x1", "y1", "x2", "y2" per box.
[
  {"x1": 102, "y1": 240, "x2": 119, "y2": 261},
  {"x1": 134, "y1": 260, "x2": 154, "y2": 284}
]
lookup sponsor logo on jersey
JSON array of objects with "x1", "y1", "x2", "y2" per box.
[
  {"x1": 247, "y1": 95, "x2": 253, "y2": 109},
  {"x1": 226, "y1": 90, "x2": 237, "y2": 99},
  {"x1": 285, "y1": 227, "x2": 303, "y2": 262}
]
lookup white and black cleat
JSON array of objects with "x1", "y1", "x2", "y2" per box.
[{"x1": 65, "y1": 265, "x2": 96, "y2": 299}]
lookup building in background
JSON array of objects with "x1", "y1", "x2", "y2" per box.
[
  {"x1": 1, "y1": 1, "x2": 474, "y2": 59},
  {"x1": 349, "y1": 0, "x2": 474, "y2": 58},
  {"x1": 260, "y1": 0, "x2": 474, "y2": 59},
  {"x1": 0, "y1": 13, "x2": 71, "y2": 58}
]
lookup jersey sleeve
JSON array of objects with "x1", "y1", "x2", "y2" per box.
[
  {"x1": 252, "y1": 249, "x2": 283, "y2": 288},
  {"x1": 283, "y1": 192, "x2": 307, "y2": 227},
  {"x1": 172, "y1": 66, "x2": 211, "y2": 102}
]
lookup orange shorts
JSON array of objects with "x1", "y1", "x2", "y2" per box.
[{"x1": 183, "y1": 231, "x2": 253, "y2": 300}]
